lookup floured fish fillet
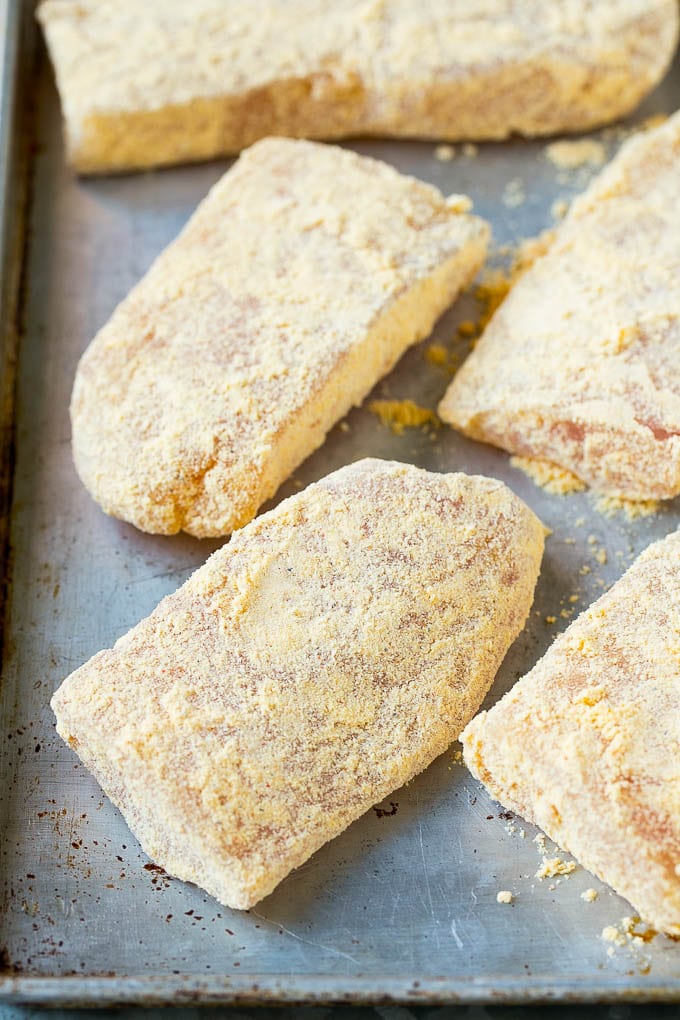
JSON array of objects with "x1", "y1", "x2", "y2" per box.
[
  {"x1": 463, "y1": 530, "x2": 680, "y2": 935},
  {"x1": 70, "y1": 138, "x2": 488, "y2": 537},
  {"x1": 439, "y1": 111, "x2": 680, "y2": 502},
  {"x1": 37, "y1": 0, "x2": 678, "y2": 173},
  {"x1": 52, "y1": 458, "x2": 544, "y2": 910}
]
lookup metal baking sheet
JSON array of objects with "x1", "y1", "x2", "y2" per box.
[{"x1": 2, "y1": 13, "x2": 680, "y2": 1006}]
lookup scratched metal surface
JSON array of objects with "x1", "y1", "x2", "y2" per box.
[{"x1": 1, "y1": 28, "x2": 680, "y2": 1007}]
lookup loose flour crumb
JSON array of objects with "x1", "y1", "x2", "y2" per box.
[
  {"x1": 511, "y1": 455, "x2": 586, "y2": 495},
  {"x1": 641, "y1": 113, "x2": 668, "y2": 132},
  {"x1": 368, "y1": 399, "x2": 440, "y2": 436},
  {"x1": 496, "y1": 890, "x2": 514, "y2": 904},
  {"x1": 503, "y1": 178, "x2": 525, "y2": 208},
  {"x1": 536, "y1": 858, "x2": 577, "y2": 880},
  {"x1": 594, "y1": 494, "x2": 659, "y2": 520},
  {"x1": 551, "y1": 197, "x2": 569, "y2": 219},
  {"x1": 424, "y1": 342, "x2": 448, "y2": 366},
  {"x1": 446, "y1": 194, "x2": 473, "y2": 214},
  {"x1": 602, "y1": 924, "x2": 627, "y2": 947},
  {"x1": 546, "y1": 138, "x2": 606, "y2": 170},
  {"x1": 435, "y1": 143, "x2": 456, "y2": 161},
  {"x1": 581, "y1": 888, "x2": 599, "y2": 902}
]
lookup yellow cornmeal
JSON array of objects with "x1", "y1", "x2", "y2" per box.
[
  {"x1": 473, "y1": 233, "x2": 556, "y2": 335},
  {"x1": 545, "y1": 138, "x2": 606, "y2": 170},
  {"x1": 536, "y1": 858, "x2": 577, "y2": 879},
  {"x1": 424, "y1": 342, "x2": 461, "y2": 375},
  {"x1": 474, "y1": 270, "x2": 512, "y2": 333},
  {"x1": 425, "y1": 343, "x2": 449, "y2": 367},
  {"x1": 641, "y1": 113, "x2": 669, "y2": 131},
  {"x1": 511, "y1": 455, "x2": 586, "y2": 495},
  {"x1": 594, "y1": 494, "x2": 660, "y2": 520},
  {"x1": 369, "y1": 399, "x2": 440, "y2": 436}
]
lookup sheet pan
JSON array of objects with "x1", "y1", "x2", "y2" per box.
[{"x1": 1, "y1": 9, "x2": 680, "y2": 1006}]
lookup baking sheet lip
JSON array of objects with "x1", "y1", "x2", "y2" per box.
[
  {"x1": 2, "y1": 973, "x2": 680, "y2": 1007},
  {"x1": 0, "y1": 0, "x2": 35, "y2": 673}
]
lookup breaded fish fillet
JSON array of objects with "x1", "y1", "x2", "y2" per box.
[
  {"x1": 463, "y1": 529, "x2": 680, "y2": 935},
  {"x1": 37, "y1": 0, "x2": 678, "y2": 173},
  {"x1": 439, "y1": 112, "x2": 680, "y2": 502},
  {"x1": 71, "y1": 138, "x2": 488, "y2": 536},
  {"x1": 52, "y1": 458, "x2": 544, "y2": 909}
]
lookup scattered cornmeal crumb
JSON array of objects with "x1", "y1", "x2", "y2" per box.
[
  {"x1": 496, "y1": 890, "x2": 514, "y2": 904},
  {"x1": 545, "y1": 138, "x2": 606, "y2": 170},
  {"x1": 514, "y1": 231, "x2": 556, "y2": 271},
  {"x1": 551, "y1": 198, "x2": 569, "y2": 219},
  {"x1": 568, "y1": 594, "x2": 579, "y2": 603},
  {"x1": 594, "y1": 547, "x2": 607, "y2": 565},
  {"x1": 465, "y1": 234, "x2": 556, "y2": 339},
  {"x1": 368, "y1": 399, "x2": 440, "y2": 436},
  {"x1": 425, "y1": 342, "x2": 461, "y2": 375},
  {"x1": 601, "y1": 916, "x2": 659, "y2": 950},
  {"x1": 457, "y1": 319, "x2": 478, "y2": 338},
  {"x1": 462, "y1": 143, "x2": 478, "y2": 157},
  {"x1": 502, "y1": 178, "x2": 525, "y2": 208},
  {"x1": 582, "y1": 888, "x2": 599, "y2": 902},
  {"x1": 425, "y1": 342, "x2": 448, "y2": 366},
  {"x1": 536, "y1": 858, "x2": 577, "y2": 880},
  {"x1": 474, "y1": 269, "x2": 512, "y2": 331},
  {"x1": 545, "y1": 615, "x2": 557, "y2": 624},
  {"x1": 621, "y1": 915, "x2": 658, "y2": 944},
  {"x1": 594, "y1": 494, "x2": 659, "y2": 520},
  {"x1": 338, "y1": 421, "x2": 350, "y2": 433},
  {"x1": 445, "y1": 194, "x2": 473, "y2": 214},
  {"x1": 510, "y1": 455, "x2": 586, "y2": 495},
  {"x1": 602, "y1": 925, "x2": 627, "y2": 947},
  {"x1": 641, "y1": 112, "x2": 668, "y2": 131},
  {"x1": 435, "y1": 143, "x2": 455, "y2": 161}
]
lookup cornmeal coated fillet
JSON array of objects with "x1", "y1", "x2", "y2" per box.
[
  {"x1": 70, "y1": 139, "x2": 489, "y2": 538},
  {"x1": 463, "y1": 529, "x2": 680, "y2": 935},
  {"x1": 439, "y1": 111, "x2": 680, "y2": 502},
  {"x1": 37, "y1": 1, "x2": 678, "y2": 174},
  {"x1": 52, "y1": 458, "x2": 545, "y2": 909}
]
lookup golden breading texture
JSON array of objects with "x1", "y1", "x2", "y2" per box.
[
  {"x1": 37, "y1": 0, "x2": 678, "y2": 173},
  {"x1": 463, "y1": 529, "x2": 680, "y2": 935},
  {"x1": 439, "y1": 112, "x2": 680, "y2": 502},
  {"x1": 52, "y1": 458, "x2": 545, "y2": 910},
  {"x1": 70, "y1": 138, "x2": 489, "y2": 537}
]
